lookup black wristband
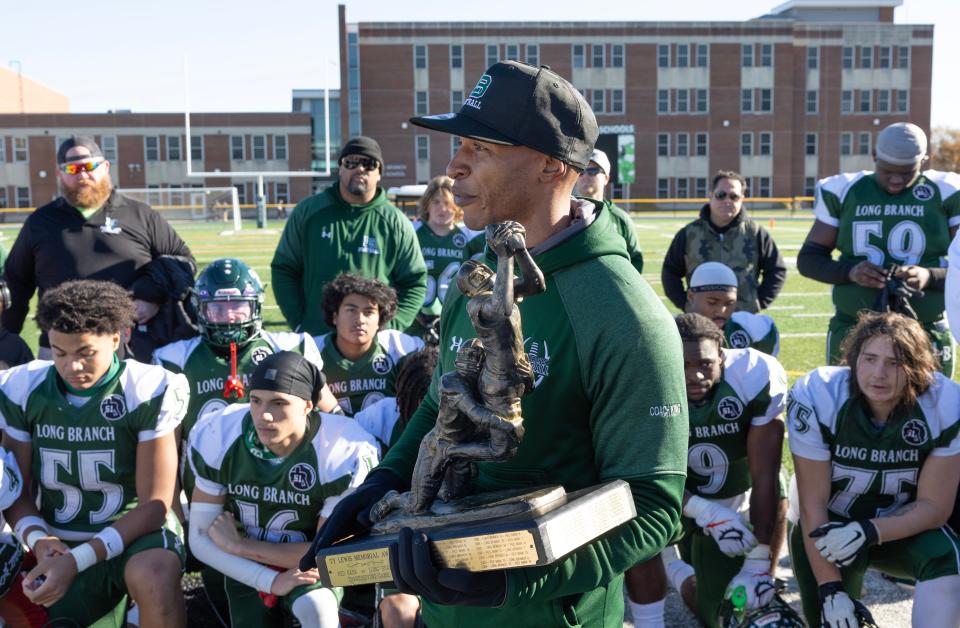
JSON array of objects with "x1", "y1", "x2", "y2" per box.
[
  {"x1": 797, "y1": 240, "x2": 856, "y2": 285},
  {"x1": 927, "y1": 267, "x2": 948, "y2": 291},
  {"x1": 860, "y1": 519, "x2": 880, "y2": 546},
  {"x1": 818, "y1": 580, "x2": 845, "y2": 602}
]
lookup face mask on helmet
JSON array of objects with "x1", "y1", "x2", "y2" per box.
[
  {"x1": 194, "y1": 259, "x2": 265, "y2": 348},
  {"x1": 719, "y1": 593, "x2": 805, "y2": 628}
]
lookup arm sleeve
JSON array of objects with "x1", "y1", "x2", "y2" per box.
[
  {"x1": 797, "y1": 239, "x2": 855, "y2": 285},
  {"x1": 270, "y1": 203, "x2": 308, "y2": 331},
  {"x1": 189, "y1": 502, "x2": 278, "y2": 593},
  {"x1": 2, "y1": 223, "x2": 36, "y2": 334},
  {"x1": 755, "y1": 227, "x2": 787, "y2": 309},
  {"x1": 660, "y1": 229, "x2": 688, "y2": 310},
  {"x1": 387, "y1": 217, "x2": 428, "y2": 332}
]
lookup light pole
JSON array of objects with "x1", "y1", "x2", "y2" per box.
[{"x1": 8, "y1": 60, "x2": 24, "y2": 113}]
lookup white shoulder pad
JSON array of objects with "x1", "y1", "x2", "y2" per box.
[
  {"x1": 922, "y1": 170, "x2": 960, "y2": 204},
  {"x1": 377, "y1": 330, "x2": 426, "y2": 362},
  {"x1": 152, "y1": 336, "x2": 203, "y2": 369},
  {"x1": 412, "y1": 220, "x2": 424, "y2": 232},
  {"x1": 917, "y1": 373, "x2": 960, "y2": 453},
  {"x1": 814, "y1": 171, "x2": 870, "y2": 226},
  {"x1": 312, "y1": 413, "x2": 381, "y2": 517},
  {"x1": 787, "y1": 367, "x2": 850, "y2": 460},
  {"x1": 0, "y1": 360, "x2": 54, "y2": 411},
  {"x1": 948, "y1": 232, "x2": 960, "y2": 341},
  {"x1": 313, "y1": 333, "x2": 332, "y2": 353},
  {"x1": 262, "y1": 331, "x2": 305, "y2": 353},
  {"x1": 189, "y1": 403, "x2": 248, "y2": 472},
  {"x1": 730, "y1": 312, "x2": 776, "y2": 343},
  {"x1": 723, "y1": 348, "x2": 788, "y2": 424},
  {"x1": 118, "y1": 360, "x2": 175, "y2": 412},
  {"x1": 353, "y1": 397, "x2": 400, "y2": 449}
]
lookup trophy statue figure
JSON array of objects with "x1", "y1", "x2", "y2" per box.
[{"x1": 370, "y1": 221, "x2": 545, "y2": 520}]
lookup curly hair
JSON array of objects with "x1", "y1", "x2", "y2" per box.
[
  {"x1": 321, "y1": 273, "x2": 398, "y2": 330},
  {"x1": 394, "y1": 345, "x2": 439, "y2": 435},
  {"x1": 416, "y1": 176, "x2": 462, "y2": 224},
  {"x1": 675, "y1": 312, "x2": 726, "y2": 348},
  {"x1": 35, "y1": 280, "x2": 135, "y2": 335},
  {"x1": 841, "y1": 311, "x2": 938, "y2": 418}
]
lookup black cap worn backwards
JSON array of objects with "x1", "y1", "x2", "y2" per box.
[
  {"x1": 410, "y1": 61, "x2": 598, "y2": 170},
  {"x1": 249, "y1": 351, "x2": 326, "y2": 406},
  {"x1": 57, "y1": 135, "x2": 104, "y2": 164}
]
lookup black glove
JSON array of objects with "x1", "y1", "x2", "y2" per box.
[
  {"x1": 873, "y1": 264, "x2": 922, "y2": 320},
  {"x1": 389, "y1": 527, "x2": 507, "y2": 607},
  {"x1": 818, "y1": 581, "x2": 876, "y2": 628},
  {"x1": 299, "y1": 469, "x2": 406, "y2": 570}
]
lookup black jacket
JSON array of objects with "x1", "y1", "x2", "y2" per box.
[{"x1": 128, "y1": 255, "x2": 198, "y2": 362}]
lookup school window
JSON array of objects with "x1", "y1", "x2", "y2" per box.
[
  {"x1": 760, "y1": 44, "x2": 773, "y2": 67},
  {"x1": 695, "y1": 133, "x2": 708, "y2": 156},
  {"x1": 741, "y1": 132, "x2": 753, "y2": 156},
  {"x1": 676, "y1": 133, "x2": 689, "y2": 157},
  {"x1": 451, "y1": 90, "x2": 463, "y2": 110},
  {"x1": 230, "y1": 135, "x2": 244, "y2": 160},
  {"x1": 275, "y1": 183, "x2": 288, "y2": 204},
  {"x1": 858, "y1": 132, "x2": 871, "y2": 155},
  {"x1": 841, "y1": 90, "x2": 853, "y2": 114},
  {"x1": 677, "y1": 178, "x2": 689, "y2": 198},
  {"x1": 897, "y1": 90, "x2": 909, "y2": 112},
  {"x1": 612, "y1": 44, "x2": 624, "y2": 68},
  {"x1": 860, "y1": 46, "x2": 873, "y2": 69},
  {"x1": 696, "y1": 44, "x2": 708, "y2": 67},
  {"x1": 657, "y1": 133, "x2": 670, "y2": 157},
  {"x1": 505, "y1": 44, "x2": 519, "y2": 61},
  {"x1": 274, "y1": 135, "x2": 287, "y2": 160},
  {"x1": 414, "y1": 45, "x2": 427, "y2": 69},
  {"x1": 572, "y1": 44, "x2": 585, "y2": 68},
  {"x1": 759, "y1": 132, "x2": 772, "y2": 156},
  {"x1": 657, "y1": 178, "x2": 670, "y2": 198},
  {"x1": 252, "y1": 136, "x2": 267, "y2": 160},
  {"x1": 0, "y1": 188, "x2": 6, "y2": 208},
  {"x1": 145, "y1": 136, "x2": 160, "y2": 161},
  {"x1": 804, "y1": 177, "x2": 816, "y2": 196},
  {"x1": 859, "y1": 90, "x2": 872, "y2": 113},
  {"x1": 696, "y1": 89, "x2": 708, "y2": 113},
  {"x1": 742, "y1": 44, "x2": 753, "y2": 67},
  {"x1": 759, "y1": 89, "x2": 772, "y2": 112},
  {"x1": 592, "y1": 90, "x2": 605, "y2": 114},
  {"x1": 695, "y1": 177, "x2": 708, "y2": 197},
  {"x1": 657, "y1": 89, "x2": 669, "y2": 114},
  {"x1": 592, "y1": 44, "x2": 604, "y2": 67},
  {"x1": 611, "y1": 89, "x2": 624, "y2": 113},
  {"x1": 416, "y1": 135, "x2": 429, "y2": 161},
  {"x1": 807, "y1": 46, "x2": 819, "y2": 69},
  {"x1": 96, "y1": 135, "x2": 116, "y2": 162},
  {"x1": 897, "y1": 46, "x2": 910, "y2": 69},
  {"x1": 415, "y1": 91, "x2": 428, "y2": 116},
  {"x1": 805, "y1": 133, "x2": 817, "y2": 156},
  {"x1": 657, "y1": 44, "x2": 669, "y2": 68},
  {"x1": 676, "y1": 89, "x2": 689, "y2": 113},
  {"x1": 234, "y1": 184, "x2": 246, "y2": 205},
  {"x1": 806, "y1": 90, "x2": 818, "y2": 114},
  {"x1": 167, "y1": 136, "x2": 182, "y2": 161},
  {"x1": 677, "y1": 44, "x2": 688, "y2": 68},
  {"x1": 17, "y1": 187, "x2": 31, "y2": 207},
  {"x1": 191, "y1": 136, "x2": 203, "y2": 161},
  {"x1": 758, "y1": 177, "x2": 771, "y2": 197},
  {"x1": 840, "y1": 133, "x2": 852, "y2": 155},
  {"x1": 486, "y1": 45, "x2": 499, "y2": 67},
  {"x1": 526, "y1": 45, "x2": 539, "y2": 66},
  {"x1": 842, "y1": 46, "x2": 853, "y2": 69},
  {"x1": 451, "y1": 45, "x2": 463, "y2": 69},
  {"x1": 13, "y1": 137, "x2": 28, "y2": 162},
  {"x1": 878, "y1": 46, "x2": 890, "y2": 69},
  {"x1": 877, "y1": 90, "x2": 890, "y2": 113},
  {"x1": 0, "y1": 137, "x2": 5, "y2": 163},
  {"x1": 742, "y1": 89, "x2": 754, "y2": 113}
]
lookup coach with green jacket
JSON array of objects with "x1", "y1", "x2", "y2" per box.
[{"x1": 271, "y1": 137, "x2": 427, "y2": 335}]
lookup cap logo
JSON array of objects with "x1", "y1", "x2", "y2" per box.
[
  {"x1": 265, "y1": 368, "x2": 278, "y2": 381},
  {"x1": 464, "y1": 74, "x2": 492, "y2": 110}
]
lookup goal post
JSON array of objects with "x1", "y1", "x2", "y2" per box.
[{"x1": 116, "y1": 187, "x2": 242, "y2": 232}]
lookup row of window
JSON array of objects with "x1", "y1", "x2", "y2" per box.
[
  {"x1": 0, "y1": 137, "x2": 29, "y2": 162},
  {"x1": 841, "y1": 45, "x2": 910, "y2": 70},
  {"x1": 840, "y1": 89, "x2": 909, "y2": 114},
  {"x1": 657, "y1": 44, "x2": 709, "y2": 68},
  {"x1": 657, "y1": 132, "x2": 710, "y2": 157},
  {"x1": 657, "y1": 88, "x2": 710, "y2": 114},
  {"x1": 416, "y1": 44, "x2": 543, "y2": 70},
  {"x1": 0, "y1": 187, "x2": 30, "y2": 208},
  {"x1": 657, "y1": 176, "x2": 777, "y2": 199}
]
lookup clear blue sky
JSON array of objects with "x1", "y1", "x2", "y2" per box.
[{"x1": 4, "y1": 0, "x2": 957, "y2": 127}]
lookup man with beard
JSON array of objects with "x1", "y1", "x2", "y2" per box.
[
  {"x1": 2, "y1": 136, "x2": 194, "y2": 358},
  {"x1": 272, "y1": 136, "x2": 428, "y2": 336}
]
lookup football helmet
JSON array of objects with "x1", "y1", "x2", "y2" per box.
[
  {"x1": 193, "y1": 258, "x2": 265, "y2": 348},
  {"x1": 719, "y1": 592, "x2": 805, "y2": 628}
]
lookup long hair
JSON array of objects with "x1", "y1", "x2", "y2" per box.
[
  {"x1": 416, "y1": 176, "x2": 462, "y2": 223},
  {"x1": 841, "y1": 311, "x2": 938, "y2": 417},
  {"x1": 394, "y1": 346, "x2": 439, "y2": 435}
]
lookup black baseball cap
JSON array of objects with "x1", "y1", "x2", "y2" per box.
[
  {"x1": 410, "y1": 61, "x2": 597, "y2": 170},
  {"x1": 57, "y1": 136, "x2": 104, "y2": 165}
]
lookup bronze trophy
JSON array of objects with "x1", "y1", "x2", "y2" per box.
[{"x1": 314, "y1": 222, "x2": 636, "y2": 587}]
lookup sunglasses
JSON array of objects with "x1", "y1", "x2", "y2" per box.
[
  {"x1": 60, "y1": 160, "x2": 105, "y2": 175},
  {"x1": 714, "y1": 190, "x2": 742, "y2": 202},
  {"x1": 583, "y1": 167, "x2": 604, "y2": 176},
  {"x1": 341, "y1": 157, "x2": 379, "y2": 171}
]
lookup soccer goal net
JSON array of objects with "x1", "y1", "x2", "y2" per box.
[{"x1": 117, "y1": 187, "x2": 242, "y2": 231}]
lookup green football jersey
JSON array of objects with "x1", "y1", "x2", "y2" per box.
[
  {"x1": 315, "y1": 330, "x2": 424, "y2": 415},
  {"x1": 687, "y1": 348, "x2": 787, "y2": 500},
  {"x1": 815, "y1": 170, "x2": 960, "y2": 322},
  {"x1": 724, "y1": 311, "x2": 780, "y2": 356},
  {"x1": 189, "y1": 404, "x2": 379, "y2": 541},
  {"x1": 153, "y1": 331, "x2": 324, "y2": 442},
  {"x1": 788, "y1": 366, "x2": 960, "y2": 521},
  {"x1": 0, "y1": 360, "x2": 188, "y2": 540},
  {"x1": 413, "y1": 221, "x2": 484, "y2": 310}
]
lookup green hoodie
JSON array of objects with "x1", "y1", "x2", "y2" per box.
[
  {"x1": 271, "y1": 183, "x2": 428, "y2": 335},
  {"x1": 379, "y1": 200, "x2": 688, "y2": 628}
]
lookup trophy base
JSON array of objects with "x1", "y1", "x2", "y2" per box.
[{"x1": 315, "y1": 479, "x2": 637, "y2": 587}]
